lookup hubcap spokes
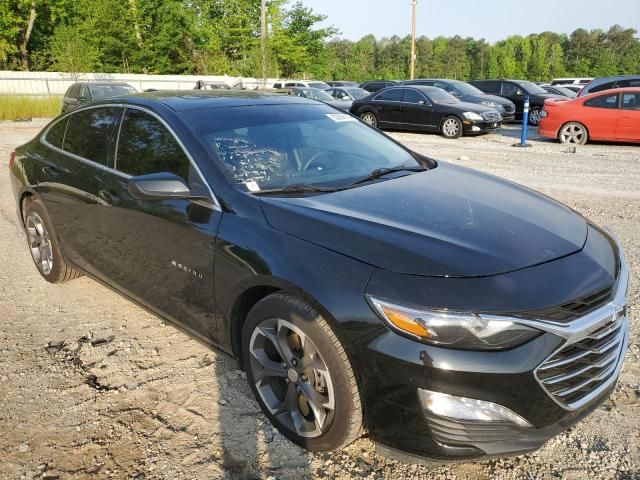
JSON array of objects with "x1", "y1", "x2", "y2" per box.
[
  {"x1": 530, "y1": 110, "x2": 541, "y2": 125},
  {"x1": 249, "y1": 318, "x2": 335, "y2": 438},
  {"x1": 26, "y1": 213, "x2": 53, "y2": 275},
  {"x1": 444, "y1": 119, "x2": 459, "y2": 136},
  {"x1": 362, "y1": 114, "x2": 375, "y2": 125},
  {"x1": 561, "y1": 125, "x2": 584, "y2": 144}
]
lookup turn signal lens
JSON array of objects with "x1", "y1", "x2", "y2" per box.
[
  {"x1": 380, "y1": 305, "x2": 434, "y2": 339},
  {"x1": 9, "y1": 151, "x2": 16, "y2": 168}
]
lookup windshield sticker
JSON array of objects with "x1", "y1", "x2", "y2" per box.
[
  {"x1": 244, "y1": 181, "x2": 261, "y2": 192},
  {"x1": 326, "y1": 113, "x2": 356, "y2": 122}
]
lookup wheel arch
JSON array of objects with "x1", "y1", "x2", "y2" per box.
[{"x1": 228, "y1": 276, "x2": 343, "y2": 364}]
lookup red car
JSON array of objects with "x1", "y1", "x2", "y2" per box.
[{"x1": 539, "y1": 87, "x2": 640, "y2": 145}]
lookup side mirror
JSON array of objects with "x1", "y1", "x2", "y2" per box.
[
  {"x1": 450, "y1": 91, "x2": 461, "y2": 97},
  {"x1": 418, "y1": 100, "x2": 426, "y2": 105},
  {"x1": 128, "y1": 172, "x2": 192, "y2": 201},
  {"x1": 516, "y1": 90, "x2": 525, "y2": 96}
]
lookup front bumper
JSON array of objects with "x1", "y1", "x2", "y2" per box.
[
  {"x1": 349, "y1": 232, "x2": 629, "y2": 461},
  {"x1": 462, "y1": 119, "x2": 501, "y2": 135}
]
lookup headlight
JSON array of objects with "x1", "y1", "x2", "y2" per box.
[
  {"x1": 462, "y1": 111, "x2": 483, "y2": 121},
  {"x1": 481, "y1": 101, "x2": 497, "y2": 108},
  {"x1": 368, "y1": 297, "x2": 541, "y2": 350}
]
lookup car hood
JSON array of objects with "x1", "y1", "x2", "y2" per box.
[
  {"x1": 260, "y1": 162, "x2": 587, "y2": 277},
  {"x1": 461, "y1": 94, "x2": 514, "y2": 107},
  {"x1": 443, "y1": 101, "x2": 497, "y2": 114}
]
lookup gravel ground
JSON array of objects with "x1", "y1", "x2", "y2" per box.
[{"x1": 0, "y1": 120, "x2": 639, "y2": 480}]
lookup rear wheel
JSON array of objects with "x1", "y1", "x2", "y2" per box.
[
  {"x1": 558, "y1": 122, "x2": 588, "y2": 145},
  {"x1": 23, "y1": 198, "x2": 81, "y2": 283},
  {"x1": 441, "y1": 116, "x2": 462, "y2": 139},
  {"x1": 360, "y1": 111, "x2": 378, "y2": 128},
  {"x1": 242, "y1": 293, "x2": 362, "y2": 451}
]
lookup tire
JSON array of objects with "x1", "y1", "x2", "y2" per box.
[
  {"x1": 242, "y1": 293, "x2": 362, "y2": 451},
  {"x1": 558, "y1": 122, "x2": 588, "y2": 145},
  {"x1": 441, "y1": 116, "x2": 463, "y2": 139},
  {"x1": 360, "y1": 111, "x2": 378, "y2": 128},
  {"x1": 528, "y1": 107, "x2": 542, "y2": 126},
  {"x1": 22, "y1": 198, "x2": 82, "y2": 284}
]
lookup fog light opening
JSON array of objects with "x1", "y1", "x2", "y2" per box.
[{"x1": 418, "y1": 389, "x2": 532, "y2": 428}]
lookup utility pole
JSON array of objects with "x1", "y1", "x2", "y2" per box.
[
  {"x1": 260, "y1": 0, "x2": 267, "y2": 89},
  {"x1": 409, "y1": 0, "x2": 417, "y2": 80}
]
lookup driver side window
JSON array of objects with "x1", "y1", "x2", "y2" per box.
[{"x1": 501, "y1": 83, "x2": 520, "y2": 96}]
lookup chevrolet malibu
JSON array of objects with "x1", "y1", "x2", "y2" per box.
[{"x1": 9, "y1": 91, "x2": 629, "y2": 461}]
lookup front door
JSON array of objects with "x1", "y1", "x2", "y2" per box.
[
  {"x1": 401, "y1": 89, "x2": 433, "y2": 130},
  {"x1": 92, "y1": 107, "x2": 222, "y2": 343},
  {"x1": 501, "y1": 82, "x2": 525, "y2": 116},
  {"x1": 617, "y1": 92, "x2": 640, "y2": 141}
]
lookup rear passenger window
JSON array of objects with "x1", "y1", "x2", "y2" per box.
[
  {"x1": 584, "y1": 93, "x2": 619, "y2": 109},
  {"x1": 590, "y1": 81, "x2": 616, "y2": 94},
  {"x1": 622, "y1": 93, "x2": 640, "y2": 110},
  {"x1": 376, "y1": 89, "x2": 403, "y2": 101},
  {"x1": 45, "y1": 118, "x2": 68, "y2": 149},
  {"x1": 63, "y1": 107, "x2": 119, "y2": 165},
  {"x1": 116, "y1": 108, "x2": 190, "y2": 181}
]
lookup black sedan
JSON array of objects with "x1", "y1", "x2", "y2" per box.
[
  {"x1": 287, "y1": 87, "x2": 352, "y2": 111},
  {"x1": 10, "y1": 91, "x2": 629, "y2": 462},
  {"x1": 61, "y1": 82, "x2": 137, "y2": 112},
  {"x1": 401, "y1": 79, "x2": 516, "y2": 121},
  {"x1": 350, "y1": 85, "x2": 502, "y2": 138}
]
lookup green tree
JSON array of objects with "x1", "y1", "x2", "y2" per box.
[{"x1": 47, "y1": 24, "x2": 99, "y2": 78}]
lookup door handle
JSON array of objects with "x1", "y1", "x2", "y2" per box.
[{"x1": 41, "y1": 165, "x2": 59, "y2": 176}]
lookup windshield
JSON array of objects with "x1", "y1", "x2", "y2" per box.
[
  {"x1": 427, "y1": 89, "x2": 460, "y2": 104},
  {"x1": 449, "y1": 81, "x2": 484, "y2": 96},
  {"x1": 308, "y1": 82, "x2": 330, "y2": 89},
  {"x1": 345, "y1": 88, "x2": 370, "y2": 99},
  {"x1": 517, "y1": 81, "x2": 547, "y2": 95},
  {"x1": 90, "y1": 85, "x2": 137, "y2": 99},
  {"x1": 184, "y1": 104, "x2": 422, "y2": 191}
]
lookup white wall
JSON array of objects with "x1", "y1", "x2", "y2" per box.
[{"x1": 0, "y1": 71, "x2": 283, "y2": 96}]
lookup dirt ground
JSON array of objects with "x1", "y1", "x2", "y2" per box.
[{"x1": 0, "y1": 120, "x2": 638, "y2": 480}]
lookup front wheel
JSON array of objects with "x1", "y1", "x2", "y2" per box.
[
  {"x1": 441, "y1": 116, "x2": 463, "y2": 139},
  {"x1": 242, "y1": 293, "x2": 362, "y2": 451},
  {"x1": 360, "y1": 111, "x2": 378, "y2": 128},
  {"x1": 528, "y1": 107, "x2": 542, "y2": 126},
  {"x1": 558, "y1": 122, "x2": 588, "y2": 145}
]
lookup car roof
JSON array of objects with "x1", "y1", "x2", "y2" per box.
[
  {"x1": 90, "y1": 90, "x2": 317, "y2": 111},
  {"x1": 75, "y1": 82, "x2": 134, "y2": 87}
]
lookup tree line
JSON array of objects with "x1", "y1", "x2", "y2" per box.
[{"x1": 1, "y1": 0, "x2": 638, "y2": 82}]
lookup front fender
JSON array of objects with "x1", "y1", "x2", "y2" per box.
[{"x1": 214, "y1": 211, "x2": 383, "y2": 355}]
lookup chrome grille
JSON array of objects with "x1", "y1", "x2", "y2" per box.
[
  {"x1": 536, "y1": 309, "x2": 627, "y2": 410},
  {"x1": 482, "y1": 111, "x2": 501, "y2": 122}
]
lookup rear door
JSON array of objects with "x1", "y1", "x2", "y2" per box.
[
  {"x1": 91, "y1": 106, "x2": 222, "y2": 342},
  {"x1": 582, "y1": 93, "x2": 620, "y2": 139},
  {"x1": 616, "y1": 92, "x2": 640, "y2": 141},
  {"x1": 401, "y1": 88, "x2": 434, "y2": 130},
  {"x1": 372, "y1": 88, "x2": 404, "y2": 126},
  {"x1": 38, "y1": 106, "x2": 119, "y2": 274}
]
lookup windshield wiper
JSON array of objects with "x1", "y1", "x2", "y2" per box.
[
  {"x1": 351, "y1": 165, "x2": 426, "y2": 186},
  {"x1": 252, "y1": 183, "x2": 339, "y2": 195}
]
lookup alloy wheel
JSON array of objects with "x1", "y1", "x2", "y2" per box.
[
  {"x1": 529, "y1": 108, "x2": 542, "y2": 126},
  {"x1": 442, "y1": 118, "x2": 460, "y2": 137},
  {"x1": 249, "y1": 318, "x2": 335, "y2": 438},
  {"x1": 559, "y1": 123, "x2": 587, "y2": 145},
  {"x1": 361, "y1": 112, "x2": 377, "y2": 127},
  {"x1": 26, "y1": 212, "x2": 53, "y2": 275}
]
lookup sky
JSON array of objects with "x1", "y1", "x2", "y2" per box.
[{"x1": 302, "y1": 0, "x2": 640, "y2": 43}]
